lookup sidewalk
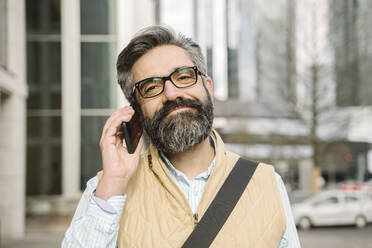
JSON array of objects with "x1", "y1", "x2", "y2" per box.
[{"x1": 2, "y1": 215, "x2": 70, "y2": 248}]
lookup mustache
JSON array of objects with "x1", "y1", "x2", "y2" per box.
[
  {"x1": 153, "y1": 98, "x2": 203, "y2": 122},
  {"x1": 142, "y1": 95, "x2": 214, "y2": 153}
]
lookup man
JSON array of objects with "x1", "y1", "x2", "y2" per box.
[{"x1": 63, "y1": 25, "x2": 300, "y2": 247}]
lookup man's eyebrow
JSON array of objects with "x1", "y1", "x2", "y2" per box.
[{"x1": 144, "y1": 65, "x2": 192, "y2": 79}]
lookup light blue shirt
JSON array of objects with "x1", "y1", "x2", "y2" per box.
[{"x1": 62, "y1": 141, "x2": 301, "y2": 247}]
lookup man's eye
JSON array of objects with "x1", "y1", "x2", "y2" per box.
[
  {"x1": 144, "y1": 85, "x2": 157, "y2": 93},
  {"x1": 143, "y1": 83, "x2": 162, "y2": 94},
  {"x1": 180, "y1": 75, "x2": 191, "y2": 80},
  {"x1": 177, "y1": 74, "x2": 193, "y2": 81}
]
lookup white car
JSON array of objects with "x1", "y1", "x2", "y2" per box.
[{"x1": 292, "y1": 190, "x2": 372, "y2": 230}]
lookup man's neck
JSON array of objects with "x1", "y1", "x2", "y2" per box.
[{"x1": 164, "y1": 136, "x2": 215, "y2": 180}]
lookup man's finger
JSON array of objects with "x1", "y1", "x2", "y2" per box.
[
  {"x1": 103, "y1": 113, "x2": 133, "y2": 137},
  {"x1": 102, "y1": 106, "x2": 134, "y2": 134}
]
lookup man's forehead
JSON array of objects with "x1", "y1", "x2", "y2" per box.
[{"x1": 131, "y1": 45, "x2": 194, "y2": 82}]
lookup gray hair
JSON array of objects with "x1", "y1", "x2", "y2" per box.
[{"x1": 116, "y1": 25, "x2": 207, "y2": 103}]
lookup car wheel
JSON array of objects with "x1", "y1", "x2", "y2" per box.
[
  {"x1": 299, "y1": 217, "x2": 311, "y2": 230},
  {"x1": 355, "y1": 215, "x2": 367, "y2": 228}
]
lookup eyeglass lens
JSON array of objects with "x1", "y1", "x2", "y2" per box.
[{"x1": 138, "y1": 67, "x2": 197, "y2": 98}]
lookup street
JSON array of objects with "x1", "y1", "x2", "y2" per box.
[
  {"x1": 2, "y1": 233, "x2": 64, "y2": 248},
  {"x1": 2, "y1": 225, "x2": 372, "y2": 248},
  {"x1": 299, "y1": 224, "x2": 372, "y2": 248}
]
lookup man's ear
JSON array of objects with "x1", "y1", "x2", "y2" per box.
[{"x1": 205, "y1": 76, "x2": 214, "y2": 100}]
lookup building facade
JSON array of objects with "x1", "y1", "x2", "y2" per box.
[{"x1": 2, "y1": 0, "x2": 372, "y2": 239}]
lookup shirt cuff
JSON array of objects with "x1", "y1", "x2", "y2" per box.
[
  {"x1": 91, "y1": 190, "x2": 127, "y2": 214},
  {"x1": 86, "y1": 191, "x2": 127, "y2": 227}
]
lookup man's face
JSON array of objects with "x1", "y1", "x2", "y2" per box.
[{"x1": 131, "y1": 45, "x2": 214, "y2": 153}]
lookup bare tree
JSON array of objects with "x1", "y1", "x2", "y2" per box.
[{"x1": 252, "y1": 0, "x2": 369, "y2": 191}]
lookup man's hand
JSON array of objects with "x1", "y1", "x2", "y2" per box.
[{"x1": 95, "y1": 106, "x2": 143, "y2": 201}]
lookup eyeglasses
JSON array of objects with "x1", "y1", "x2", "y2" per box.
[{"x1": 132, "y1": 66, "x2": 207, "y2": 98}]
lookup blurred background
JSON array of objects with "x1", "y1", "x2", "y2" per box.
[{"x1": 1, "y1": 0, "x2": 372, "y2": 247}]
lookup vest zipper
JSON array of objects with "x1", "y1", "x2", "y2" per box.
[
  {"x1": 148, "y1": 152, "x2": 198, "y2": 228},
  {"x1": 148, "y1": 154, "x2": 153, "y2": 168},
  {"x1": 193, "y1": 213, "x2": 199, "y2": 227}
]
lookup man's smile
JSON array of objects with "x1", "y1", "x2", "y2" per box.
[{"x1": 166, "y1": 106, "x2": 194, "y2": 117}]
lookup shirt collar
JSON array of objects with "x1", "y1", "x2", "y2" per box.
[{"x1": 159, "y1": 135, "x2": 216, "y2": 181}]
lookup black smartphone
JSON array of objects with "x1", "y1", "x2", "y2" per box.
[{"x1": 121, "y1": 107, "x2": 143, "y2": 154}]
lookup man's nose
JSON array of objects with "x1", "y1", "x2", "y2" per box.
[{"x1": 162, "y1": 79, "x2": 184, "y2": 102}]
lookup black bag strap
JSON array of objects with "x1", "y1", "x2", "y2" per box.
[{"x1": 182, "y1": 158, "x2": 259, "y2": 248}]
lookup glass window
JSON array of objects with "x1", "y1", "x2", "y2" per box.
[
  {"x1": 226, "y1": 0, "x2": 256, "y2": 101},
  {"x1": 26, "y1": 1, "x2": 62, "y2": 196},
  {"x1": 26, "y1": 145, "x2": 42, "y2": 195},
  {"x1": 0, "y1": 0, "x2": 6, "y2": 67},
  {"x1": 81, "y1": 42, "x2": 116, "y2": 109},
  {"x1": 345, "y1": 196, "x2": 359, "y2": 202},
  {"x1": 50, "y1": 144, "x2": 62, "y2": 194},
  {"x1": 225, "y1": 0, "x2": 293, "y2": 102},
  {"x1": 227, "y1": 0, "x2": 240, "y2": 99},
  {"x1": 80, "y1": 116, "x2": 107, "y2": 189},
  {"x1": 80, "y1": 0, "x2": 117, "y2": 190},
  {"x1": 26, "y1": 0, "x2": 61, "y2": 35},
  {"x1": 80, "y1": 0, "x2": 116, "y2": 35},
  {"x1": 27, "y1": 41, "x2": 61, "y2": 85},
  {"x1": 205, "y1": 0, "x2": 213, "y2": 79},
  {"x1": 330, "y1": 0, "x2": 372, "y2": 106},
  {"x1": 27, "y1": 41, "x2": 61, "y2": 109},
  {"x1": 314, "y1": 196, "x2": 339, "y2": 206},
  {"x1": 27, "y1": 116, "x2": 42, "y2": 138},
  {"x1": 27, "y1": 116, "x2": 62, "y2": 195},
  {"x1": 27, "y1": 92, "x2": 42, "y2": 110},
  {"x1": 26, "y1": 144, "x2": 62, "y2": 195}
]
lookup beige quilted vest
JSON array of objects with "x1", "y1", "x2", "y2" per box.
[{"x1": 100, "y1": 130, "x2": 286, "y2": 247}]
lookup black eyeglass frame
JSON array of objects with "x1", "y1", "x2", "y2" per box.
[{"x1": 131, "y1": 66, "x2": 207, "y2": 99}]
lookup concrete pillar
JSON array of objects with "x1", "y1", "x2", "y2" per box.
[
  {"x1": 212, "y1": 0, "x2": 228, "y2": 100},
  {"x1": 299, "y1": 159, "x2": 312, "y2": 192},
  {"x1": 239, "y1": 0, "x2": 257, "y2": 101},
  {"x1": 116, "y1": 0, "x2": 134, "y2": 108},
  {"x1": 61, "y1": 0, "x2": 81, "y2": 197},
  {"x1": 0, "y1": 94, "x2": 26, "y2": 239},
  {"x1": 357, "y1": 153, "x2": 366, "y2": 182},
  {"x1": 0, "y1": 0, "x2": 27, "y2": 239},
  {"x1": 196, "y1": 0, "x2": 208, "y2": 64}
]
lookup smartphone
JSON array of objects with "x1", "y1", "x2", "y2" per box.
[{"x1": 121, "y1": 107, "x2": 143, "y2": 154}]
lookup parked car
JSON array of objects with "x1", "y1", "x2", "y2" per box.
[
  {"x1": 292, "y1": 189, "x2": 372, "y2": 230},
  {"x1": 289, "y1": 190, "x2": 313, "y2": 204}
]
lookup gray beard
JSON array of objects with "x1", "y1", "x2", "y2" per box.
[{"x1": 142, "y1": 96, "x2": 214, "y2": 154}]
